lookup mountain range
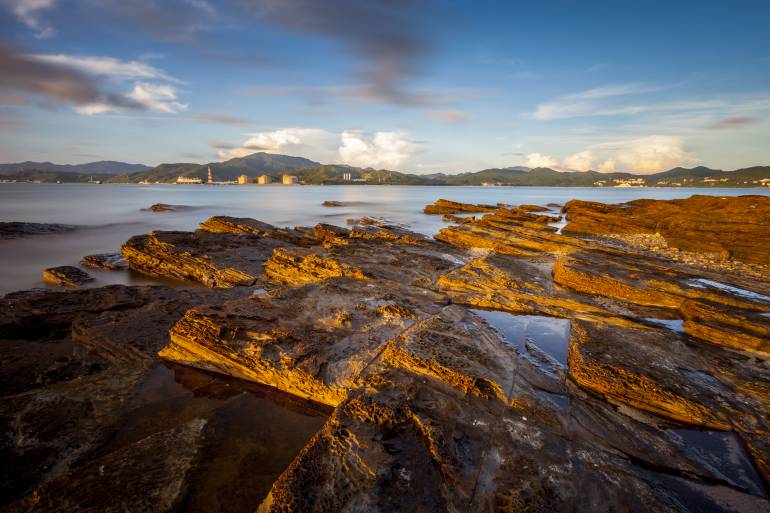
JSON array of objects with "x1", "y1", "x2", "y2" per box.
[{"x1": 2, "y1": 153, "x2": 769, "y2": 188}]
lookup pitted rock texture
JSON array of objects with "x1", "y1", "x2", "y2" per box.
[
  {"x1": 5, "y1": 195, "x2": 770, "y2": 513},
  {"x1": 562, "y1": 194, "x2": 770, "y2": 264}
]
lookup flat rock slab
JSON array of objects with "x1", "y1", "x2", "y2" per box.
[
  {"x1": 562, "y1": 195, "x2": 770, "y2": 264},
  {"x1": 0, "y1": 222, "x2": 77, "y2": 239},
  {"x1": 43, "y1": 266, "x2": 93, "y2": 286},
  {"x1": 81, "y1": 252, "x2": 127, "y2": 270}
]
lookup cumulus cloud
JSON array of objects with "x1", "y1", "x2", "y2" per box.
[
  {"x1": 525, "y1": 153, "x2": 558, "y2": 168},
  {"x1": 217, "y1": 128, "x2": 337, "y2": 161},
  {"x1": 592, "y1": 135, "x2": 697, "y2": 174},
  {"x1": 525, "y1": 135, "x2": 697, "y2": 174},
  {"x1": 338, "y1": 130, "x2": 419, "y2": 168},
  {"x1": 562, "y1": 150, "x2": 594, "y2": 171}
]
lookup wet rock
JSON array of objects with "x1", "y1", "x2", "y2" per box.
[
  {"x1": 518, "y1": 203, "x2": 550, "y2": 212},
  {"x1": 0, "y1": 222, "x2": 77, "y2": 239},
  {"x1": 322, "y1": 200, "x2": 344, "y2": 207},
  {"x1": 141, "y1": 203, "x2": 182, "y2": 212},
  {"x1": 122, "y1": 230, "x2": 283, "y2": 287},
  {"x1": 80, "y1": 252, "x2": 127, "y2": 270},
  {"x1": 562, "y1": 195, "x2": 770, "y2": 265},
  {"x1": 423, "y1": 198, "x2": 498, "y2": 214},
  {"x1": 568, "y1": 320, "x2": 767, "y2": 433},
  {"x1": 264, "y1": 247, "x2": 366, "y2": 286},
  {"x1": 7, "y1": 198, "x2": 770, "y2": 512},
  {"x1": 42, "y1": 266, "x2": 93, "y2": 286},
  {"x1": 680, "y1": 299, "x2": 770, "y2": 355}
]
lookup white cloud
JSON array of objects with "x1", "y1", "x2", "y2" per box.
[
  {"x1": 338, "y1": 130, "x2": 418, "y2": 169},
  {"x1": 524, "y1": 135, "x2": 698, "y2": 174},
  {"x1": 531, "y1": 83, "x2": 673, "y2": 120},
  {"x1": 29, "y1": 54, "x2": 179, "y2": 82},
  {"x1": 562, "y1": 150, "x2": 594, "y2": 171},
  {"x1": 9, "y1": 0, "x2": 56, "y2": 37},
  {"x1": 127, "y1": 82, "x2": 188, "y2": 113},
  {"x1": 592, "y1": 135, "x2": 697, "y2": 174},
  {"x1": 525, "y1": 153, "x2": 559, "y2": 168},
  {"x1": 218, "y1": 128, "x2": 337, "y2": 161},
  {"x1": 598, "y1": 159, "x2": 616, "y2": 172}
]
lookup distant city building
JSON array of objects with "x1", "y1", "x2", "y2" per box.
[
  {"x1": 176, "y1": 176, "x2": 203, "y2": 184},
  {"x1": 258, "y1": 174, "x2": 272, "y2": 185},
  {"x1": 207, "y1": 166, "x2": 214, "y2": 184},
  {"x1": 237, "y1": 174, "x2": 250, "y2": 184},
  {"x1": 342, "y1": 172, "x2": 352, "y2": 181},
  {"x1": 282, "y1": 174, "x2": 298, "y2": 185}
]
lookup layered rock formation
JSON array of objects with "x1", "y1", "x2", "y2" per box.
[
  {"x1": 42, "y1": 266, "x2": 93, "y2": 286},
  {"x1": 5, "y1": 196, "x2": 770, "y2": 512},
  {"x1": 562, "y1": 194, "x2": 770, "y2": 264}
]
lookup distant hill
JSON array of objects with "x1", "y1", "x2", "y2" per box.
[
  {"x1": 109, "y1": 152, "x2": 321, "y2": 183},
  {"x1": 0, "y1": 170, "x2": 113, "y2": 183},
  {"x1": 4, "y1": 153, "x2": 770, "y2": 188},
  {"x1": 0, "y1": 161, "x2": 149, "y2": 176}
]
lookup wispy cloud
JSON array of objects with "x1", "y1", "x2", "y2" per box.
[
  {"x1": 0, "y1": 44, "x2": 141, "y2": 112},
  {"x1": 28, "y1": 54, "x2": 180, "y2": 82},
  {"x1": 531, "y1": 83, "x2": 673, "y2": 120},
  {"x1": 7, "y1": 0, "x2": 57, "y2": 37},
  {"x1": 430, "y1": 109, "x2": 472, "y2": 124},
  {"x1": 247, "y1": 0, "x2": 436, "y2": 106},
  {"x1": 125, "y1": 82, "x2": 187, "y2": 113},
  {"x1": 190, "y1": 113, "x2": 250, "y2": 124},
  {"x1": 707, "y1": 116, "x2": 760, "y2": 130},
  {"x1": 1, "y1": 46, "x2": 188, "y2": 116}
]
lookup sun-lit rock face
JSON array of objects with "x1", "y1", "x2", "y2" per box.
[
  {"x1": 562, "y1": 194, "x2": 770, "y2": 265},
  {"x1": 5, "y1": 197, "x2": 770, "y2": 512}
]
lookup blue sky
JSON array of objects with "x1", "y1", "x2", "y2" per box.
[{"x1": 1, "y1": 0, "x2": 769, "y2": 173}]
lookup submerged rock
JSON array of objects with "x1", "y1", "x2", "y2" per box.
[
  {"x1": 0, "y1": 222, "x2": 77, "y2": 239},
  {"x1": 80, "y1": 252, "x2": 127, "y2": 270},
  {"x1": 141, "y1": 203, "x2": 182, "y2": 212},
  {"x1": 423, "y1": 198, "x2": 498, "y2": 214},
  {"x1": 42, "y1": 266, "x2": 93, "y2": 286}
]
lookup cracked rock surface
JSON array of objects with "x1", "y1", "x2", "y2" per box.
[{"x1": 3, "y1": 197, "x2": 770, "y2": 512}]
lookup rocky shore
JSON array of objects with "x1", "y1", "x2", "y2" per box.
[{"x1": 2, "y1": 195, "x2": 769, "y2": 512}]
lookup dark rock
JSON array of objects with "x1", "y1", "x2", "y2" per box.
[
  {"x1": 0, "y1": 222, "x2": 76, "y2": 239},
  {"x1": 42, "y1": 266, "x2": 93, "y2": 286},
  {"x1": 80, "y1": 252, "x2": 127, "y2": 270}
]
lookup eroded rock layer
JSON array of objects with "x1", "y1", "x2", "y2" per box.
[
  {"x1": 562, "y1": 194, "x2": 770, "y2": 264},
  {"x1": 4, "y1": 195, "x2": 770, "y2": 512}
]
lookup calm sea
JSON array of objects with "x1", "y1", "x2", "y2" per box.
[{"x1": 1, "y1": 183, "x2": 768, "y2": 295}]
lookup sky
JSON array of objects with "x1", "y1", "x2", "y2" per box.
[{"x1": 1, "y1": 0, "x2": 769, "y2": 174}]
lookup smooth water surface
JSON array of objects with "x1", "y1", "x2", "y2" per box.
[{"x1": 1, "y1": 183, "x2": 768, "y2": 294}]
